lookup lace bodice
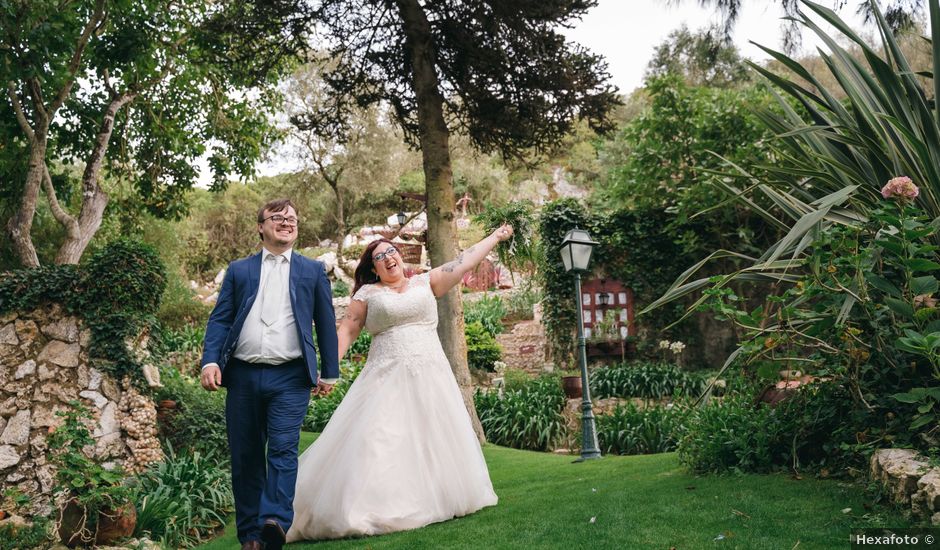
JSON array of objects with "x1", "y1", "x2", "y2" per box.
[{"x1": 352, "y1": 272, "x2": 437, "y2": 336}]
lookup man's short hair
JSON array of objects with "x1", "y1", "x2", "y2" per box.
[{"x1": 257, "y1": 198, "x2": 297, "y2": 241}]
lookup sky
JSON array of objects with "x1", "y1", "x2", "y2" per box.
[
  {"x1": 560, "y1": 0, "x2": 869, "y2": 95},
  {"x1": 245, "y1": 1, "x2": 873, "y2": 183}
]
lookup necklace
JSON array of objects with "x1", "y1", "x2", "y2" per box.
[{"x1": 381, "y1": 278, "x2": 408, "y2": 290}]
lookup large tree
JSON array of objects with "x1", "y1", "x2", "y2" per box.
[
  {"x1": 1, "y1": 0, "x2": 284, "y2": 267},
  {"x1": 646, "y1": 25, "x2": 750, "y2": 88},
  {"x1": 208, "y1": 0, "x2": 620, "y2": 440},
  {"x1": 284, "y1": 62, "x2": 421, "y2": 257}
]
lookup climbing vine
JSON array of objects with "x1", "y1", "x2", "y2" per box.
[{"x1": 0, "y1": 239, "x2": 167, "y2": 386}]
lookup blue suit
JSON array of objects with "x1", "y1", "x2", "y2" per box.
[{"x1": 201, "y1": 250, "x2": 339, "y2": 544}]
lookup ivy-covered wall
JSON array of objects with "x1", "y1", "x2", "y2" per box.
[
  {"x1": 0, "y1": 239, "x2": 168, "y2": 384},
  {"x1": 538, "y1": 199, "x2": 739, "y2": 368},
  {"x1": 0, "y1": 239, "x2": 168, "y2": 514}
]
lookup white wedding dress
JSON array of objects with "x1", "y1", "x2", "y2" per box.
[{"x1": 286, "y1": 272, "x2": 498, "y2": 542}]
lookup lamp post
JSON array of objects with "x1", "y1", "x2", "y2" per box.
[
  {"x1": 396, "y1": 210, "x2": 407, "y2": 228},
  {"x1": 560, "y1": 228, "x2": 602, "y2": 461}
]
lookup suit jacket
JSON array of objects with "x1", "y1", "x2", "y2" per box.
[{"x1": 200, "y1": 250, "x2": 340, "y2": 385}]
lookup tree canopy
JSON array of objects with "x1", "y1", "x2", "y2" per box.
[
  {"x1": 206, "y1": 0, "x2": 620, "y2": 157},
  {"x1": 646, "y1": 25, "x2": 751, "y2": 88},
  {"x1": 1, "y1": 0, "x2": 287, "y2": 266}
]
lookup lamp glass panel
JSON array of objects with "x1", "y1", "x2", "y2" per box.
[
  {"x1": 571, "y1": 242, "x2": 593, "y2": 271},
  {"x1": 561, "y1": 244, "x2": 573, "y2": 272}
]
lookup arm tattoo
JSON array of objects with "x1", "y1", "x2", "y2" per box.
[{"x1": 441, "y1": 246, "x2": 475, "y2": 273}]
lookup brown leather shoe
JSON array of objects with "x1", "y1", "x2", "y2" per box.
[
  {"x1": 261, "y1": 519, "x2": 286, "y2": 550},
  {"x1": 241, "y1": 541, "x2": 262, "y2": 550}
]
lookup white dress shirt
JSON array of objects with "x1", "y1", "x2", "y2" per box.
[
  {"x1": 234, "y1": 247, "x2": 301, "y2": 364},
  {"x1": 203, "y1": 247, "x2": 338, "y2": 383}
]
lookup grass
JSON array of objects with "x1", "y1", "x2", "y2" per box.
[{"x1": 197, "y1": 433, "x2": 911, "y2": 550}]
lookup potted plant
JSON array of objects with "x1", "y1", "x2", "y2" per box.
[
  {"x1": 560, "y1": 370, "x2": 583, "y2": 399},
  {"x1": 586, "y1": 316, "x2": 620, "y2": 358},
  {"x1": 50, "y1": 402, "x2": 136, "y2": 547}
]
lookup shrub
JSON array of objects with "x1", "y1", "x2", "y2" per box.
[
  {"x1": 157, "y1": 279, "x2": 211, "y2": 331},
  {"x1": 303, "y1": 362, "x2": 363, "y2": 432},
  {"x1": 590, "y1": 361, "x2": 707, "y2": 400},
  {"x1": 676, "y1": 382, "x2": 857, "y2": 475},
  {"x1": 157, "y1": 367, "x2": 228, "y2": 459},
  {"x1": 0, "y1": 517, "x2": 52, "y2": 550},
  {"x1": 332, "y1": 279, "x2": 350, "y2": 297},
  {"x1": 347, "y1": 331, "x2": 372, "y2": 358},
  {"x1": 597, "y1": 403, "x2": 687, "y2": 455},
  {"x1": 465, "y1": 321, "x2": 502, "y2": 371},
  {"x1": 78, "y1": 238, "x2": 167, "y2": 315},
  {"x1": 502, "y1": 367, "x2": 532, "y2": 392},
  {"x1": 157, "y1": 324, "x2": 206, "y2": 355},
  {"x1": 677, "y1": 394, "x2": 791, "y2": 474},
  {"x1": 134, "y1": 445, "x2": 233, "y2": 548},
  {"x1": 342, "y1": 244, "x2": 366, "y2": 262},
  {"x1": 464, "y1": 294, "x2": 507, "y2": 336},
  {"x1": 49, "y1": 403, "x2": 135, "y2": 546},
  {"x1": 475, "y1": 375, "x2": 566, "y2": 451},
  {"x1": 503, "y1": 284, "x2": 541, "y2": 321}
]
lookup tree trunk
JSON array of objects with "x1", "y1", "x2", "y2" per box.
[
  {"x1": 55, "y1": 93, "x2": 134, "y2": 264},
  {"x1": 6, "y1": 132, "x2": 47, "y2": 267},
  {"x1": 396, "y1": 0, "x2": 484, "y2": 442},
  {"x1": 325, "y1": 176, "x2": 346, "y2": 259}
]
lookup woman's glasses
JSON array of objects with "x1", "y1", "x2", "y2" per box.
[{"x1": 372, "y1": 246, "x2": 399, "y2": 262}]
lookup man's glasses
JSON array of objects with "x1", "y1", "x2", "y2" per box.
[
  {"x1": 262, "y1": 214, "x2": 298, "y2": 226},
  {"x1": 373, "y1": 246, "x2": 399, "y2": 262}
]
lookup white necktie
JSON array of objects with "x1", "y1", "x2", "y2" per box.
[{"x1": 261, "y1": 255, "x2": 285, "y2": 326}]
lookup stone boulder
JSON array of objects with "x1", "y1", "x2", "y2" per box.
[{"x1": 871, "y1": 448, "x2": 930, "y2": 505}]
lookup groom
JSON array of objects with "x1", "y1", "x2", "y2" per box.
[{"x1": 200, "y1": 198, "x2": 339, "y2": 550}]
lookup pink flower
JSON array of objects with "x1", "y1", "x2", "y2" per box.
[{"x1": 881, "y1": 176, "x2": 919, "y2": 201}]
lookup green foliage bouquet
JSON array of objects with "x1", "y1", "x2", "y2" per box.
[{"x1": 475, "y1": 200, "x2": 538, "y2": 278}]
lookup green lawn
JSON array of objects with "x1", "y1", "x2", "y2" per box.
[{"x1": 198, "y1": 433, "x2": 910, "y2": 549}]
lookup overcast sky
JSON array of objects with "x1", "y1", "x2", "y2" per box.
[
  {"x1": 243, "y1": 1, "x2": 873, "y2": 183},
  {"x1": 561, "y1": 0, "x2": 871, "y2": 94}
]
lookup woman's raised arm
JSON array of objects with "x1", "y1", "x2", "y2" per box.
[{"x1": 428, "y1": 224, "x2": 513, "y2": 297}]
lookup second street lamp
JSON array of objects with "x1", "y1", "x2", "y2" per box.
[{"x1": 559, "y1": 228, "x2": 602, "y2": 462}]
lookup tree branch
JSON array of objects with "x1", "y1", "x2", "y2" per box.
[
  {"x1": 41, "y1": 164, "x2": 79, "y2": 238},
  {"x1": 6, "y1": 82, "x2": 34, "y2": 140},
  {"x1": 48, "y1": 0, "x2": 107, "y2": 114}
]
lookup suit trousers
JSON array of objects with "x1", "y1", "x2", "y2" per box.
[{"x1": 225, "y1": 357, "x2": 312, "y2": 543}]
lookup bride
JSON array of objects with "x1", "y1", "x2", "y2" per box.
[{"x1": 286, "y1": 224, "x2": 513, "y2": 542}]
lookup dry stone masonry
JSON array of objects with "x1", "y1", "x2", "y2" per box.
[
  {"x1": 0, "y1": 305, "x2": 163, "y2": 513},
  {"x1": 871, "y1": 448, "x2": 940, "y2": 525}
]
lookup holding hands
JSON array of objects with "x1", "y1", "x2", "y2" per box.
[{"x1": 312, "y1": 380, "x2": 335, "y2": 397}]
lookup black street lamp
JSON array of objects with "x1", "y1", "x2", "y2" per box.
[
  {"x1": 559, "y1": 228, "x2": 602, "y2": 462},
  {"x1": 396, "y1": 211, "x2": 407, "y2": 227}
]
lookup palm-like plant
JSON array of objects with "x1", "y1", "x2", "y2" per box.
[{"x1": 644, "y1": 0, "x2": 940, "y2": 397}]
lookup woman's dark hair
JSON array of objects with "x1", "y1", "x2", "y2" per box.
[{"x1": 353, "y1": 239, "x2": 395, "y2": 295}]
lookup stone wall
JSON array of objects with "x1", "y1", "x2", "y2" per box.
[
  {"x1": 871, "y1": 448, "x2": 940, "y2": 525},
  {"x1": 0, "y1": 305, "x2": 162, "y2": 514},
  {"x1": 495, "y1": 320, "x2": 549, "y2": 375}
]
